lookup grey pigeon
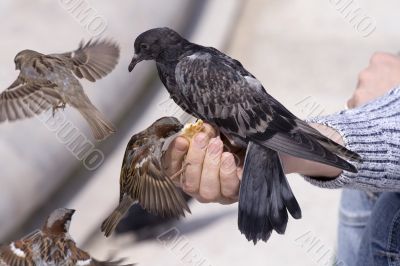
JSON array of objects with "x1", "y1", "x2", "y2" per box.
[{"x1": 128, "y1": 27, "x2": 361, "y2": 243}]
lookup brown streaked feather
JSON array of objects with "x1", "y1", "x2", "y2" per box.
[
  {"x1": 57, "y1": 39, "x2": 120, "y2": 82},
  {"x1": 120, "y1": 141, "x2": 189, "y2": 218},
  {"x1": 0, "y1": 76, "x2": 61, "y2": 122},
  {"x1": 101, "y1": 119, "x2": 190, "y2": 237},
  {"x1": 0, "y1": 231, "x2": 42, "y2": 266}
]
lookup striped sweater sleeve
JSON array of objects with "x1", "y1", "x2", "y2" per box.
[{"x1": 303, "y1": 86, "x2": 400, "y2": 192}]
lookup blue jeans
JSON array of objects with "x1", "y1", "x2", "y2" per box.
[{"x1": 338, "y1": 189, "x2": 400, "y2": 266}]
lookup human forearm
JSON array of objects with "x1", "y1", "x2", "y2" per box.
[{"x1": 299, "y1": 87, "x2": 400, "y2": 191}]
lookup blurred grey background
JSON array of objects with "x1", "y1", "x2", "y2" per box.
[{"x1": 0, "y1": 0, "x2": 399, "y2": 265}]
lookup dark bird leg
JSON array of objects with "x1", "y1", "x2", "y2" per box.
[{"x1": 238, "y1": 141, "x2": 301, "y2": 244}]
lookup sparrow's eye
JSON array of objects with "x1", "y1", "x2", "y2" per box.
[{"x1": 140, "y1": 43, "x2": 150, "y2": 50}]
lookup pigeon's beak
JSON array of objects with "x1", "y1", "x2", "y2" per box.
[{"x1": 128, "y1": 54, "x2": 143, "y2": 72}]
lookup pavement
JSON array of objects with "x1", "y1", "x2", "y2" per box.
[{"x1": 2, "y1": 0, "x2": 400, "y2": 265}]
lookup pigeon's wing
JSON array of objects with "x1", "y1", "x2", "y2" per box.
[
  {"x1": 0, "y1": 76, "x2": 62, "y2": 122},
  {"x1": 66, "y1": 240, "x2": 135, "y2": 266},
  {"x1": 54, "y1": 39, "x2": 120, "y2": 82},
  {"x1": 121, "y1": 134, "x2": 190, "y2": 217},
  {"x1": 0, "y1": 231, "x2": 42, "y2": 266},
  {"x1": 175, "y1": 52, "x2": 358, "y2": 172}
]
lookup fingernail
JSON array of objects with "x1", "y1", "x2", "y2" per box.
[
  {"x1": 222, "y1": 155, "x2": 235, "y2": 169},
  {"x1": 194, "y1": 133, "x2": 208, "y2": 149},
  {"x1": 208, "y1": 138, "x2": 222, "y2": 155}
]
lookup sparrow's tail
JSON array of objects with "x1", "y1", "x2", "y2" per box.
[
  {"x1": 101, "y1": 195, "x2": 135, "y2": 237},
  {"x1": 77, "y1": 103, "x2": 116, "y2": 141},
  {"x1": 238, "y1": 141, "x2": 301, "y2": 244}
]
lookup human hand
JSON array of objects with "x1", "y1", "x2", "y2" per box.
[
  {"x1": 163, "y1": 123, "x2": 243, "y2": 204},
  {"x1": 347, "y1": 52, "x2": 400, "y2": 108}
]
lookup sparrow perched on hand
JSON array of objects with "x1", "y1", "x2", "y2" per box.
[
  {"x1": 0, "y1": 39, "x2": 120, "y2": 141},
  {"x1": 128, "y1": 27, "x2": 362, "y2": 243},
  {"x1": 0, "y1": 208, "x2": 134, "y2": 266},
  {"x1": 101, "y1": 117, "x2": 200, "y2": 237}
]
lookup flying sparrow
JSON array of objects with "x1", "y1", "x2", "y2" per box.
[
  {"x1": 128, "y1": 27, "x2": 361, "y2": 243},
  {"x1": 0, "y1": 39, "x2": 120, "y2": 141},
  {"x1": 101, "y1": 117, "x2": 204, "y2": 237},
  {"x1": 0, "y1": 208, "x2": 134, "y2": 265}
]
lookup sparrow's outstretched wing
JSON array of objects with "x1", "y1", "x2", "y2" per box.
[
  {"x1": 120, "y1": 135, "x2": 190, "y2": 217},
  {"x1": 175, "y1": 51, "x2": 360, "y2": 171},
  {"x1": 101, "y1": 133, "x2": 189, "y2": 237},
  {"x1": 54, "y1": 39, "x2": 120, "y2": 82},
  {"x1": 0, "y1": 76, "x2": 61, "y2": 122},
  {"x1": 0, "y1": 230, "x2": 42, "y2": 266}
]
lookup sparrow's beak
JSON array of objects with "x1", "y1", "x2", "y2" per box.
[
  {"x1": 67, "y1": 209, "x2": 76, "y2": 217},
  {"x1": 128, "y1": 54, "x2": 143, "y2": 72}
]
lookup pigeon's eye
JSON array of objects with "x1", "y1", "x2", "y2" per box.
[{"x1": 140, "y1": 43, "x2": 150, "y2": 50}]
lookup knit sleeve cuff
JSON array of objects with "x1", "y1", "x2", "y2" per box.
[{"x1": 301, "y1": 87, "x2": 400, "y2": 190}]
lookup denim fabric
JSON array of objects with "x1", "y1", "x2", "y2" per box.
[
  {"x1": 337, "y1": 189, "x2": 400, "y2": 266},
  {"x1": 338, "y1": 188, "x2": 378, "y2": 265},
  {"x1": 356, "y1": 192, "x2": 400, "y2": 266}
]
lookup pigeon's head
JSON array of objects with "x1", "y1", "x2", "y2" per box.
[
  {"x1": 150, "y1": 116, "x2": 183, "y2": 139},
  {"x1": 14, "y1": 50, "x2": 40, "y2": 70},
  {"x1": 42, "y1": 208, "x2": 75, "y2": 235},
  {"x1": 128, "y1": 27, "x2": 186, "y2": 72}
]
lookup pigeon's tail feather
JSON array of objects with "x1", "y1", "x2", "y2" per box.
[
  {"x1": 238, "y1": 142, "x2": 301, "y2": 244},
  {"x1": 259, "y1": 131, "x2": 358, "y2": 173},
  {"x1": 296, "y1": 120, "x2": 361, "y2": 162},
  {"x1": 77, "y1": 103, "x2": 116, "y2": 141},
  {"x1": 101, "y1": 195, "x2": 135, "y2": 237}
]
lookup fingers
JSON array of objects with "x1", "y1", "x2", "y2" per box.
[
  {"x1": 163, "y1": 122, "x2": 240, "y2": 204},
  {"x1": 219, "y1": 152, "x2": 240, "y2": 202},
  {"x1": 349, "y1": 52, "x2": 400, "y2": 108},
  {"x1": 182, "y1": 132, "x2": 210, "y2": 194},
  {"x1": 198, "y1": 137, "x2": 223, "y2": 202},
  {"x1": 163, "y1": 136, "x2": 189, "y2": 180},
  {"x1": 180, "y1": 123, "x2": 217, "y2": 193},
  {"x1": 202, "y1": 123, "x2": 218, "y2": 138}
]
